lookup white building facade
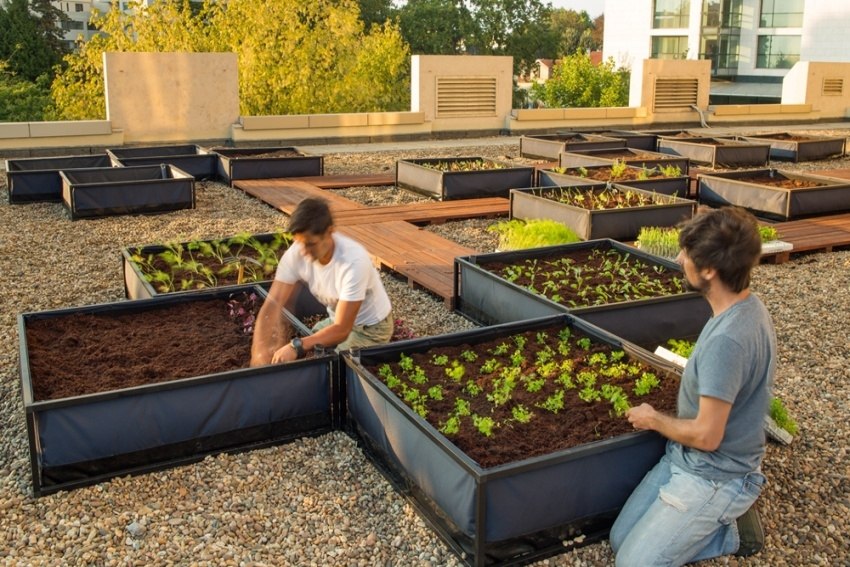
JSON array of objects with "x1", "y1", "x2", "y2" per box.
[{"x1": 603, "y1": 0, "x2": 850, "y2": 101}]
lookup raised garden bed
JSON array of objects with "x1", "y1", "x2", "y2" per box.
[
  {"x1": 697, "y1": 168, "x2": 850, "y2": 220},
  {"x1": 5, "y1": 154, "x2": 113, "y2": 203},
  {"x1": 510, "y1": 185, "x2": 696, "y2": 241},
  {"x1": 453, "y1": 239, "x2": 711, "y2": 349},
  {"x1": 395, "y1": 157, "x2": 535, "y2": 200},
  {"x1": 657, "y1": 136, "x2": 770, "y2": 168},
  {"x1": 561, "y1": 130, "x2": 658, "y2": 151},
  {"x1": 60, "y1": 164, "x2": 195, "y2": 220},
  {"x1": 107, "y1": 144, "x2": 218, "y2": 180},
  {"x1": 519, "y1": 134, "x2": 626, "y2": 160},
  {"x1": 210, "y1": 146, "x2": 324, "y2": 185},
  {"x1": 737, "y1": 132, "x2": 846, "y2": 162},
  {"x1": 538, "y1": 163, "x2": 690, "y2": 197},
  {"x1": 558, "y1": 147, "x2": 690, "y2": 175},
  {"x1": 121, "y1": 231, "x2": 326, "y2": 319},
  {"x1": 344, "y1": 314, "x2": 679, "y2": 565},
  {"x1": 18, "y1": 287, "x2": 337, "y2": 496}
]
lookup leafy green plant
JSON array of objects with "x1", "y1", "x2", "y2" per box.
[
  {"x1": 472, "y1": 414, "x2": 497, "y2": 437},
  {"x1": 637, "y1": 226, "x2": 681, "y2": 260},
  {"x1": 758, "y1": 225, "x2": 781, "y2": 242},
  {"x1": 666, "y1": 338, "x2": 696, "y2": 359},
  {"x1": 487, "y1": 219, "x2": 580, "y2": 251},
  {"x1": 769, "y1": 397, "x2": 799, "y2": 435}
]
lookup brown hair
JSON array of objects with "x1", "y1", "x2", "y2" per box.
[
  {"x1": 287, "y1": 197, "x2": 333, "y2": 235},
  {"x1": 678, "y1": 206, "x2": 762, "y2": 292}
]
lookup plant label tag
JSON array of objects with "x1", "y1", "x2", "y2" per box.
[{"x1": 653, "y1": 346, "x2": 688, "y2": 369}]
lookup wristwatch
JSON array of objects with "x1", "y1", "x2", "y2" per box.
[{"x1": 290, "y1": 337, "x2": 305, "y2": 359}]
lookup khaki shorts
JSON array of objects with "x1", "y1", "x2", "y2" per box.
[{"x1": 311, "y1": 312, "x2": 394, "y2": 352}]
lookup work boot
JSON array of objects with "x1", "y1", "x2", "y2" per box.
[{"x1": 734, "y1": 503, "x2": 765, "y2": 557}]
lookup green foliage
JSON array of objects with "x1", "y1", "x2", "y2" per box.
[
  {"x1": 397, "y1": 0, "x2": 472, "y2": 55},
  {"x1": 548, "y1": 8, "x2": 599, "y2": 58},
  {"x1": 637, "y1": 226, "x2": 681, "y2": 260},
  {"x1": 769, "y1": 397, "x2": 799, "y2": 435},
  {"x1": 758, "y1": 225, "x2": 781, "y2": 242},
  {"x1": 0, "y1": 65, "x2": 52, "y2": 121},
  {"x1": 50, "y1": 0, "x2": 410, "y2": 120},
  {"x1": 0, "y1": 0, "x2": 68, "y2": 82},
  {"x1": 666, "y1": 338, "x2": 695, "y2": 359},
  {"x1": 531, "y1": 52, "x2": 630, "y2": 108},
  {"x1": 488, "y1": 219, "x2": 581, "y2": 251}
]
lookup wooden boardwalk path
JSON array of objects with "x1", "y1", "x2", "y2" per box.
[{"x1": 762, "y1": 212, "x2": 850, "y2": 264}]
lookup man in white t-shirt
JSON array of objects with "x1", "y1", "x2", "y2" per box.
[{"x1": 250, "y1": 198, "x2": 393, "y2": 365}]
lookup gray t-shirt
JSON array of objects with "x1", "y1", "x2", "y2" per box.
[{"x1": 667, "y1": 294, "x2": 776, "y2": 481}]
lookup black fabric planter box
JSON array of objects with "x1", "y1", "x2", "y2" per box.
[
  {"x1": 395, "y1": 158, "x2": 535, "y2": 200},
  {"x1": 697, "y1": 168, "x2": 850, "y2": 220},
  {"x1": 510, "y1": 185, "x2": 696, "y2": 241},
  {"x1": 538, "y1": 165, "x2": 690, "y2": 197},
  {"x1": 519, "y1": 134, "x2": 626, "y2": 160},
  {"x1": 211, "y1": 147, "x2": 324, "y2": 185},
  {"x1": 453, "y1": 239, "x2": 711, "y2": 349},
  {"x1": 344, "y1": 314, "x2": 670, "y2": 566},
  {"x1": 560, "y1": 130, "x2": 658, "y2": 151},
  {"x1": 60, "y1": 165, "x2": 195, "y2": 220},
  {"x1": 107, "y1": 144, "x2": 217, "y2": 180},
  {"x1": 121, "y1": 232, "x2": 326, "y2": 320},
  {"x1": 5, "y1": 154, "x2": 112, "y2": 203},
  {"x1": 558, "y1": 148, "x2": 690, "y2": 175},
  {"x1": 657, "y1": 137, "x2": 771, "y2": 168},
  {"x1": 737, "y1": 133, "x2": 846, "y2": 162},
  {"x1": 18, "y1": 288, "x2": 337, "y2": 497}
]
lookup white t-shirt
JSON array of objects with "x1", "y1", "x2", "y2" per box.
[{"x1": 275, "y1": 232, "x2": 391, "y2": 326}]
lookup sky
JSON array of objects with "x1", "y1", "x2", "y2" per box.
[{"x1": 549, "y1": 0, "x2": 604, "y2": 18}]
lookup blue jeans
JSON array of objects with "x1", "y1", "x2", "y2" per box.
[{"x1": 609, "y1": 454, "x2": 765, "y2": 567}]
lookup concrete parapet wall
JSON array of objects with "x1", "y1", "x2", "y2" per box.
[{"x1": 0, "y1": 120, "x2": 123, "y2": 155}]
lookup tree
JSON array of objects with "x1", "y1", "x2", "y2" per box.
[
  {"x1": 530, "y1": 52, "x2": 629, "y2": 108},
  {"x1": 357, "y1": 0, "x2": 395, "y2": 30},
  {"x1": 0, "y1": 0, "x2": 68, "y2": 81},
  {"x1": 0, "y1": 61, "x2": 52, "y2": 121},
  {"x1": 397, "y1": 0, "x2": 472, "y2": 55},
  {"x1": 50, "y1": 0, "x2": 410, "y2": 120}
]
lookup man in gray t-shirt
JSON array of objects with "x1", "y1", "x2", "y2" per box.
[{"x1": 610, "y1": 207, "x2": 776, "y2": 566}]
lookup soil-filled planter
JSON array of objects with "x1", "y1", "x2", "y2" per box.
[
  {"x1": 558, "y1": 148, "x2": 690, "y2": 175},
  {"x1": 345, "y1": 314, "x2": 679, "y2": 566},
  {"x1": 107, "y1": 144, "x2": 218, "y2": 180},
  {"x1": 121, "y1": 231, "x2": 326, "y2": 319},
  {"x1": 560, "y1": 130, "x2": 658, "y2": 151},
  {"x1": 18, "y1": 288, "x2": 337, "y2": 496},
  {"x1": 538, "y1": 164, "x2": 689, "y2": 197},
  {"x1": 395, "y1": 158, "x2": 535, "y2": 200},
  {"x1": 211, "y1": 146, "x2": 324, "y2": 185},
  {"x1": 657, "y1": 136, "x2": 770, "y2": 168},
  {"x1": 697, "y1": 168, "x2": 850, "y2": 220},
  {"x1": 5, "y1": 154, "x2": 113, "y2": 203},
  {"x1": 453, "y1": 239, "x2": 711, "y2": 349},
  {"x1": 737, "y1": 133, "x2": 846, "y2": 162},
  {"x1": 510, "y1": 185, "x2": 696, "y2": 241},
  {"x1": 519, "y1": 134, "x2": 626, "y2": 160},
  {"x1": 60, "y1": 164, "x2": 195, "y2": 220}
]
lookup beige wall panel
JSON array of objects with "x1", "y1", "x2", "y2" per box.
[{"x1": 104, "y1": 52, "x2": 239, "y2": 143}]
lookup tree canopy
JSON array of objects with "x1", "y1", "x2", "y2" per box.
[
  {"x1": 0, "y1": 0, "x2": 68, "y2": 81},
  {"x1": 530, "y1": 52, "x2": 629, "y2": 108}
]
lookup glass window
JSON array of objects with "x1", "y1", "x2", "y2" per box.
[
  {"x1": 757, "y1": 35, "x2": 801, "y2": 68},
  {"x1": 760, "y1": 0, "x2": 804, "y2": 28},
  {"x1": 75, "y1": 3, "x2": 84, "y2": 11},
  {"x1": 654, "y1": 0, "x2": 690, "y2": 29},
  {"x1": 651, "y1": 36, "x2": 690, "y2": 59}
]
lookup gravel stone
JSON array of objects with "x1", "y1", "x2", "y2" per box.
[{"x1": 1, "y1": 129, "x2": 849, "y2": 565}]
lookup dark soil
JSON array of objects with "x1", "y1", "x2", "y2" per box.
[
  {"x1": 753, "y1": 133, "x2": 813, "y2": 142},
  {"x1": 736, "y1": 174, "x2": 824, "y2": 188},
  {"x1": 24, "y1": 293, "x2": 284, "y2": 401},
  {"x1": 586, "y1": 150, "x2": 676, "y2": 161},
  {"x1": 365, "y1": 325, "x2": 679, "y2": 468},
  {"x1": 541, "y1": 186, "x2": 670, "y2": 210},
  {"x1": 221, "y1": 149, "x2": 305, "y2": 158},
  {"x1": 560, "y1": 166, "x2": 671, "y2": 182}
]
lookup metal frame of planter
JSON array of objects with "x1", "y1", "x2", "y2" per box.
[
  {"x1": 121, "y1": 231, "x2": 327, "y2": 319},
  {"x1": 210, "y1": 146, "x2": 324, "y2": 185},
  {"x1": 18, "y1": 287, "x2": 338, "y2": 497},
  {"x1": 697, "y1": 168, "x2": 850, "y2": 220},
  {"x1": 5, "y1": 154, "x2": 113, "y2": 203},
  {"x1": 510, "y1": 184, "x2": 696, "y2": 241},
  {"x1": 537, "y1": 165, "x2": 690, "y2": 197},
  {"x1": 737, "y1": 133, "x2": 846, "y2": 162},
  {"x1": 344, "y1": 313, "x2": 676, "y2": 566},
  {"x1": 453, "y1": 239, "x2": 711, "y2": 349},
  {"x1": 60, "y1": 164, "x2": 196, "y2": 220},
  {"x1": 657, "y1": 136, "x2": 771, "y2": 168},
  {"x1": 107, "y1": 144, "x2": 218, "y2": 180},
  {"x1": 519, "y1": 134, "x2": 626, "y2": 160},
  {"x1": 558, "y1": 148, "x2": 690, "y2": 175},
  {"x1": 395, "y1": 157, "x2": 535, "y2": 200},
  {"x1": 560, "y1": 130, "x2": 658, "y2": 151}
]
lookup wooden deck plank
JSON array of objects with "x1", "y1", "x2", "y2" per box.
[
  {"x1": 233, "y1": 178, "x2": 365, "y2": 215},
  {"x1": 293, "y1": 173, "x2": 396, "y2": 189},
  {"x1": 332, "y1": 197, "x2": 509, "y2": 226},
  {"x1": 760, "y1": 212, "x2": 850, "y2": 263}
]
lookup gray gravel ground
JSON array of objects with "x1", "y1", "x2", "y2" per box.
[{"x1": 1, "y1": 129, "x2": 849, "y2": 566}]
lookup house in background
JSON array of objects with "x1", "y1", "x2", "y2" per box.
[{"x1": 602, "y1": 0, "x2": 850, "y2": 104}]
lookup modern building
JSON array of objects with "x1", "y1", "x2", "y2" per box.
[
  {"x1": 52, "y1": 1, "x2": 135, "y2": 50},
  {"x1": 603, "y1": 0, "x2": 850, "y2": 103}
]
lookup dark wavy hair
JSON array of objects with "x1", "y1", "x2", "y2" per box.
[
  {"x1": 678, "y1": 206, "x2": 762, "y2": 293},
  {"x1": 287, "y1": 197, "x2": 333, "y2": 235}
]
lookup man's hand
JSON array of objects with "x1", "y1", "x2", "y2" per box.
[
  {"x1": 627, "y1": 403, "x2": 658, "y2": 431},
  {"x1": 271, "y1": 343, "x2": 298, "y2": 364}
]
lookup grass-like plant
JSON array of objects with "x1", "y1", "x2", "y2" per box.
[
  {"x1": 636, "y1": 226, "x2": 681, "y2": 260},
  {"x1": 487, "y1": 219, "x2": 581, "y2": 251},
  {"x1": 769, "y1": 397, "x2": 799, "y2": 435}
]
